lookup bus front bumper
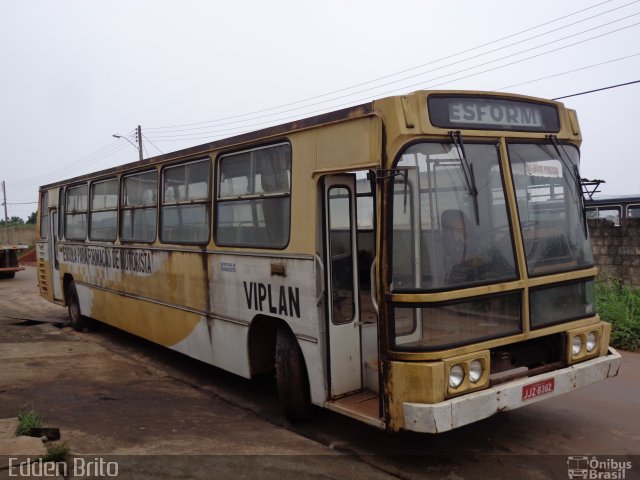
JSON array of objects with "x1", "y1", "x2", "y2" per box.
[{"x1": 402, "y1": 347, "x2": 622, "y2": 433}]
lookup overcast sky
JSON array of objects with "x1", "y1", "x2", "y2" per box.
[{"x1": 1, "y1": 0, "x2": 639, "y2": 220}]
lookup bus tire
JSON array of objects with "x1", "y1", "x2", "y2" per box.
[
  {"x1": 67, "y1": 281, "x2": 88, "y2": 332},
  {"x1": 275, "y1": 326, "x2": 312, "y2": 422}
]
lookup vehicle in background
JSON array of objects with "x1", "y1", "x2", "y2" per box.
[
  {"x1": 585, "y1": 195, "x2": 640, "y2": 225},
  {"x1": 0, "y1": 244, "x2": 27, "y2": 279}
]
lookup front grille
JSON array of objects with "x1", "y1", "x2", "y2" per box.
[{"x1": 489, "y1": 333, "x2": 566, "y2": 385}]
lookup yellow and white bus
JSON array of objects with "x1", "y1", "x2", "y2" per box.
[{"x1": 36, "y1": 90, "x2": 621, "y2": 432}]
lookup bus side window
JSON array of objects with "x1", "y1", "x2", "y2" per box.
[
  {"x1": 89, "y1": 178, "x2": 118, "y2": 242},
  {"x1": 40, "y1": 192, "x2": 49, "y2": 239},
  {"x1": 597, "y1": 207, "x2": 621, "y2": 226},
  {"x1": 627, "y1": 205, "x2": 640, "y2": 218},
  {"x1": 122, "y1": 170, "x2": 158, "y2": 243},
  {"x1": 216, "y1": 143, "x2": 291, "y2": 249},
  {"x1": 161, "y1": 159, "x2": 211, "y2": 244},
  {"x1": 65, "y1": 184, "x2": 88, "y2": 240}
]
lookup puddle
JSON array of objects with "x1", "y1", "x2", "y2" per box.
[
  {"x1": 11, "y1": 319, "x2": 42, "y2": 326},
  {"x1": 11, "y1": 318, "x2": 69, "y2": 328}
]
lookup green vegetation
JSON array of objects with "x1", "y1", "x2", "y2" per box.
[
  {"x1": 596, "y1": 279, "x2": 640, "y2": 351},
  {"x1": 0, "y1": 211, "x2": 35, "y2": 226},
  {"x1": 0, "y1": 216, "x2": 25, "y2": 226},
  {"x1": 42, "y1": 442, "x2": 70, "y2": 463},
  {"x1": 15, "y1": 408, "x2": 43, "y2": 435}
]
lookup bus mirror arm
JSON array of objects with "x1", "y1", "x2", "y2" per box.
[
  {"x1": 314, "y1": 254, "x2": 325, "y2": 306},
  {"x1": 370, "y1": 257, "x2": 379, "y2": 315}
]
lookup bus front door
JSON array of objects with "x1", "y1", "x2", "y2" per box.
[
  {"x1": 324, "y1": 175, "x2": 362, "y2": 397},
  {"x1": 49, "y1": 209, "x2": 63, "y2": 301}
]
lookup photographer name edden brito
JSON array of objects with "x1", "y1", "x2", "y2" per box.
[{"x1": 8, "y1": 457, "x2": 118, "y2": 477}]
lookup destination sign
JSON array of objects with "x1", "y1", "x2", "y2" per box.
[{"x1": 428, "y1": 96, "x2": 560, "y2": 132}]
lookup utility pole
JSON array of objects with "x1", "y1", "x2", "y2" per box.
[
  {"x1": 1, "y1": 181, "x2": 7, "y2": 222},
  {"x1": 113, "y1": 126, "x2": 144, "y2": 161},
  {"x1": 136, "y1": 125, "x2": 144, "y2": 161}
]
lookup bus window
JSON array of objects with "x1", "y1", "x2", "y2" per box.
[
  {"x1": 394, "y1": 292, "x2": 521, "y2": 349},
  {"x1": 65, "y1": 184, "x2": 88, "y2": 240},
  {"x1": 392, "y1": 142, "x2": 517, "y2": 291},
  {"x1": 39, "y1": 192, "x2": 49, "y2": 239},
  {"x1": 597, "y1": 207, "x2": 621, "y2": 225},
  {"x1": 161, "y1": 159, "x2": 211, "y2": 244},
  {"x1": 508, "y1": 143, "x2": 593, "y2": 275},
  {"x1": 530, "y1": 280, "x2": 595, "y2": 328},
  {"x1": 122, "y1": 170, "x2": 157, "y2": 243},
  {"x1": 216, "y1": 143, "x2": 291, "y2": 248},
  {"x1": 328, "y1": 186, "x2": 355, "y2": 324},
  {"x1": 89, "y1": 178, "x2": 118, "y2": 241},
  {"x1": 627, "y1": 205, "x2": 640, "y2": 218},
  {"x1": 356, "y1": 177, "x2": 374, "y2": 230}
]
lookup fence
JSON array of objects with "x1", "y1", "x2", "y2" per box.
[
  {"x1": 588, "y1": 218, "x2": 640, "y2": 287},
  {"x1": 0, "y1": 225, "x2": 36, "y2": 246}
]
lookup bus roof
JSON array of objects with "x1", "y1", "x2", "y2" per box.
[
  {"x1": 40, "y1": 101, "x2": 374, "y2": 190},
  {"x1": 585, "y1": 195, "x2": 640, "y2": 206},
  {"x1": 40, "y1": 89, "x2": 568, "y2": 190}
]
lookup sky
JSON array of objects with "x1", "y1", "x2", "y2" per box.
[{"x1": 1, "y1": 0, "x2": 639, "y2": 220}]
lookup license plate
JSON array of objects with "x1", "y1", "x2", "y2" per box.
[{"x1": 522, "y1": 378, "x2": 555, "y2": 401}]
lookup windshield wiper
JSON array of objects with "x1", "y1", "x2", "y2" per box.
[
  {"x1": 449, "y1": 131, "x2": 479, "y2": 225},
  {"x1": 547, "y1": 135, "x2": 588, "y2": 239}
]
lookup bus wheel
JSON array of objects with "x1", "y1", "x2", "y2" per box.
[
  {"x1": 275, "y1": 325, "x2": 312, "y2": 422},
  {"x1": 67, "y1": 281, "x2": 87, "y2": 332}
]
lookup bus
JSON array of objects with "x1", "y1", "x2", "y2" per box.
[
  {"x1": 585, "y1": 195, "x2": 640, "y2": 225},
  {"x1": 36, "y1": 90, "x2": 621, "y2": 433}
]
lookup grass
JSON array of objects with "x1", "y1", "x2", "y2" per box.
[
  {"x1": 596, "y1": 279, "x2": 640, "y2": 351},
  {"x1": 42, "y1": 442, "x2": 70, "y2": 463},
  {"x1": 15, "y1": 408, "x2": 43, "y2": 436}
]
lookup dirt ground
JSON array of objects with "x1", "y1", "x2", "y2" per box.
[
  {"x1": 0, "y1": 268, "x2": 394, "y2": 479},
  {"x1": 1, "y1": 267, "x2": 639, "y2": 480}
]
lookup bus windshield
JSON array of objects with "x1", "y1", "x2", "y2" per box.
[
  {"x1": 508, "y1": 142, "x2": 593, "y2": 275},
  {"x1": 390, "y1": 140, "x2": 595, "y2": 350},
  {"x1": 391, "y1": 142, "x2": 517, "y2": 291}
]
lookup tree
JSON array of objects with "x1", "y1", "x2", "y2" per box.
[
  {"x1": 26, "y1": 211, "x2": 37, "y2": 224},
  {"x1": 0, "y1": 216, "x2": 25, "y2": 227}
]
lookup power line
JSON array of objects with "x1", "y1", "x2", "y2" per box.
[
  {"x1": 9, "y1": 127, "x2": 139, "y2": 189},
  {"x1": 144, "y1": 0, "x2": 628, "y2": 132},
  {"x1": 7, "y1": 142, "x2": 130, "y2": 190},
  {"x1": 496, "y1": 52, "x2": 640, "y2": 90},
  {"x1": 6, "y1": 1, "x2": 638, "y2": 188},
  {"x1": 141, "y1": 134, "x2": 163, "y2": 155},
  {"x1": 553, "y1": 79, "x2": 640, "y2": 99},
  {"x1": 7, "y1": 140, "x2": 128, "y2": 187},
  {"x1": 420, "y1": 22, "x2": 640, "y2": 89},
  {"x1": 145, "y1": 19, "x2": 640, "y2": 142},
  {"x1": 144, "y1": 14, "x2": 640, "y2": 141}
]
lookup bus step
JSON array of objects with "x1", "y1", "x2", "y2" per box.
[{"x1": 325, "y1": 390, "x2": 384, "y2": 429}]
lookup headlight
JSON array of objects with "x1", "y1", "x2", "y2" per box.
[
  {"x1": 586, "y1": 332, "x2": 597, "y2": 352},
  {"x1": 469, "y1": 359, "x2": 483, "y2": 384},
  {"x1": 572, "y1": 335, "x2": 583, "y2": 355},
  {"x1": 449, "y1": 364, "x2": 465, "y2": 388}
]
